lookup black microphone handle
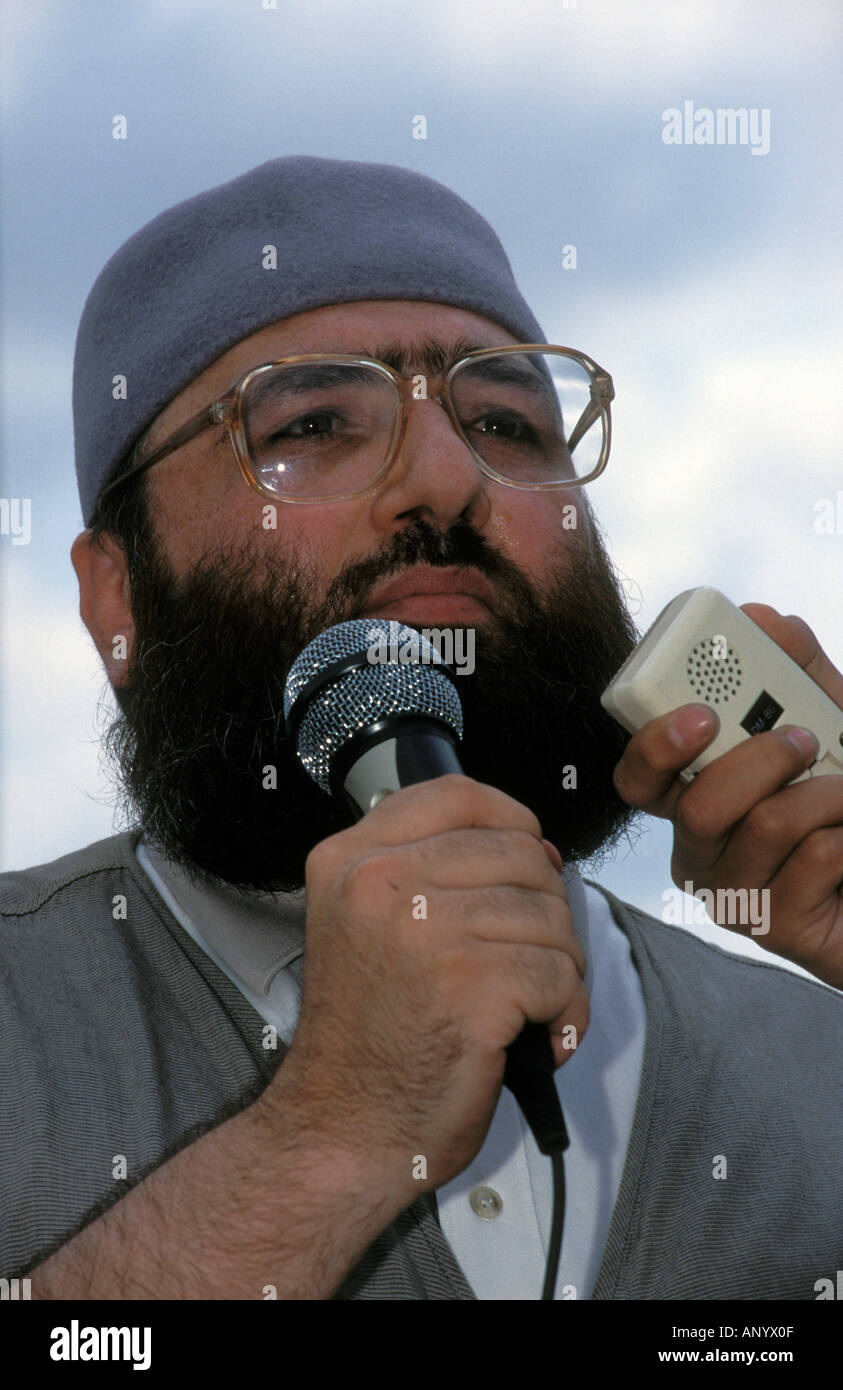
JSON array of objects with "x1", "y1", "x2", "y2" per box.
[
  {"x1": 503, "y1": 1022, "x2": 570, "y2": 1156},
  {"x1": 338, "y1": 724, "x2": 570, "y2": 1157}
]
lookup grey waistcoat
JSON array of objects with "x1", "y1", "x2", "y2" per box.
[{"x1": 1, "y1": 831, "x2": 841, "y2": 1299}]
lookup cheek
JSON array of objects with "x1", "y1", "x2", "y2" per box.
[
  {"x1": 148, "y1": 463, "x2": 354, "y2": 581},
  {"x1": 488, "y1": 490, "x2": 588, "y2": 575},
  {"x1": 208, "y1": 492, "x2": 371, "y2": 602},
  {"x1": 265, "y1": 502, "x2": 371, "y2": 580},
  {"x1": 153, "y1": 493, "x2": 269, "y2": 576}
]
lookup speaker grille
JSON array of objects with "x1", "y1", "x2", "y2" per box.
[{"x1": 686, "y1": 638, "x2": 744, "y2": 703}]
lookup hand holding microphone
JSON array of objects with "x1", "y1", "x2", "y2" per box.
[{"x1": 277, "y1": 621, "x2": 585, "y2": 1204}]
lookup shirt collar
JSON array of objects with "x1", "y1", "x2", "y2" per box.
[
  {"x1": 138, "y1": 837, "x2": 594, "y2": 1001},
  {"x1": 138, "y1": 838, "x2": 307, "y2": 995}
]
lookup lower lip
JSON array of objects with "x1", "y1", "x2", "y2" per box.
[{"x1": 361, "y1": 595, "x2": 493, "y2": 623}]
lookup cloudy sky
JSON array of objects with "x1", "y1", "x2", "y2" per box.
[{"x1": 1, "y1": 0, "x2": 840, "y2": 972}]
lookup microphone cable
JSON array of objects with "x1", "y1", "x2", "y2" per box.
[
  {"x1": 502, "y1": 1018, "x2": 570, "y2": 1300},
  {"x1": 543, "y1": 1151, "x2": 567, "y2": 1301}
]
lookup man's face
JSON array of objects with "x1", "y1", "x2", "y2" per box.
[{"x1": 98, "y1": 300, "x2": 641, "y2": 890}]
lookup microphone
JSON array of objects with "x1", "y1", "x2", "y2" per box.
[{"x1": 284, "y1": 618, "x2": 570, "y2": 1157}]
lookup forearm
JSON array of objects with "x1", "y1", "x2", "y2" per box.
[{"x1": 28, "y1": 1079, "x2": 407, "y2": 1301}]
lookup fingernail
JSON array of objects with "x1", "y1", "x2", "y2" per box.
[
  {"x1": 784, "y1": 727, "x2": 819, "y2": 760},
  {"x1": 667, "y1": 705, "x2": 719, "y2": 749}
]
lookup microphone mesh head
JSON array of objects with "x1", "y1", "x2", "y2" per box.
[{"x1": 284, "y1": 619, "x2": 463, "y2": 793}]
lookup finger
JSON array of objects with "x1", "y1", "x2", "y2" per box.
[
  {"x1": 548, "y1": 983, "x2": 590, "y2": 1069},
  {"x1": 768, "y1": 824, "x2": 843, "y2": 914},
  {"x1": 543, "y1": 838, "x2": 563, "y2": 871},
  {"x1": 459, "y1": 887, "x2": 585, "y2": 975},
  {"x1": 680, "y1": 774, "x2": 843, "y2": 889},
  {"x1": 360, "y1": 773, "x2": 545, "y2": 845},
  {"x1": 487, "y1": 940, "x2": 587, "y2": 1024},
  {"x1": 409, "y1": 827, "x2": 568, "y2": 895},
  {"x1": 760, "y1": 827, "x2": 843, "y2": 985},
  {"x1": 740, "y1": 603, "x2": 843, "y2": 709},
  {"x1": 612, "y1": 703, "x2": 720, "y2": 815},
  {"x1": 668, "y1": 724, "x2": 823, "y2": 872}
]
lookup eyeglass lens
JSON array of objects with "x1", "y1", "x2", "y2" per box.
[{"x1": 242, "y1": 354, "x2": 604, "y2": 498}]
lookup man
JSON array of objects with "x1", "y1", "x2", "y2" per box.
[{"x1": 2, "y1": 157, "x2": 841, "y2": 1301}]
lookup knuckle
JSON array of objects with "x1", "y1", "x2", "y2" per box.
[
  {"x1": 305, "y1": 831, "x2": 346, "y2": 880},
  {"x1": 511, "y1": 827, "x2": 549, "y2": 858},
  {"x1": 437, "y1": 772, "x2": 482, "y2": 803},
  {"x1": 550, "y1": 948, "x2": 580, "y2": 994},
  {"x1": 648, "y1": 747, "x2": 680, "y2": 777},
  {"x1": 401, "y1": 770, "x2": 470, "y2": 799},
  {"x1": 612, "y1": 757, "x2": 651, "y2": 807},
  {"x1": 475, "y1": 827, "x2": 546, "y2": 869},
  {"x1": 744, "y1": 799, "x2": 791, "y2": 848},
  {"x1": 464, "y1": 884, "x2": 519, "y2": 925},
  {"x1": 442, "y1": 774, "x2": 539, "y2": 832},
  {"x1": 343, "y1": 851, "x2": 404, "y2": 902},
  {"x1": 801, "y1": 828, "x2": 843, "y2": 874},
  {"x1": 515, "y1": 944, "x2": 579, "y2": 1004},
  {"x1": 674, "y1": 793, "x2": 718, "y2": 841},
  {"x1": 532, "y1": 885, "x2": 573, "y2": 938},
  {"x1": 512, "y1": 944, "x2": 552, "y2": 996},
  {"x1": 472, "y1": 884, "x2": 558, "y2": 929},
  {"x1": 611, "y1": 760, "x2": 636, "y2": 801},
  {"x1": 638, "y1": 730, "x2": 684, "y2": 777},
  {"x1": 412, "y1": 773, "x2": 489, "y2": 822}
]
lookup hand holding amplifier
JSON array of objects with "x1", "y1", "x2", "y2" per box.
[{"x1": 600, "y1": 587, "x2": 843, "y2": 786}]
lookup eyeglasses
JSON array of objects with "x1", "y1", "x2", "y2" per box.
[{"x1": 99, "y1": 345, "x2": 614, "y2": 506}]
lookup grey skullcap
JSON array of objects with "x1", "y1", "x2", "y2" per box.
[{"x1": 73, "y1": 155, "x2": 546, "y2": 525}]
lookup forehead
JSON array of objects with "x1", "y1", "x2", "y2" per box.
[{"x1": 146, "y1": 299, "x2": 524, "y2": 445}]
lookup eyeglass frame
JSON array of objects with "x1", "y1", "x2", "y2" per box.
[{"x1": 97, "y1": 344, "x2": 615, "y2": 507}]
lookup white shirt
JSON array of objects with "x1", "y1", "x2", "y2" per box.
[{"x1": 136, "y1": 839, "x2": 646, "y2": 1299}]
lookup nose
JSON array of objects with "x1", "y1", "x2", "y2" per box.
[{"x1": 367, "y1": 393, "x2": 492, "y2": 534}]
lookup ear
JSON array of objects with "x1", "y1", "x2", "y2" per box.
[{"x1": 70, "y1": 530, "x2": 135, "y2": 690}]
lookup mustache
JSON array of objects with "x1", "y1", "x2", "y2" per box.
[{"x1": 321, "y1": 517, "x2": 538, "y2": 627}]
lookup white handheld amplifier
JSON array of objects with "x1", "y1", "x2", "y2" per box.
[{"x1": 600, "y1": 587, "x2": 843, "y2": 785}]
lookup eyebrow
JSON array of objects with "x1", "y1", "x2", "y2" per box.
[
  {"x1": 245, "y1": 361, "x2": 378, "y2": 411},
  {"x1": 368, "y1": 337, "x2": 497, "y2": 375},
  {"x1": 456, "y1": 353, "x2": 552, "y2": 392}
]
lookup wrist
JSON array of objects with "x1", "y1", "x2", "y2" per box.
[{"x1": 251, "y1": 1064, "x2": 416, "y2": 1223}]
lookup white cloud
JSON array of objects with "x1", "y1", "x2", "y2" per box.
[
  {"x1": 0, "y1": 4, "x2": 52, "y2": 112},
  {"x1": 0, "y1": 577, "x2": 121, "y2": 868},
  {"x1": 418, "y1": 0, "x2": 840, "y2": 95}
]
